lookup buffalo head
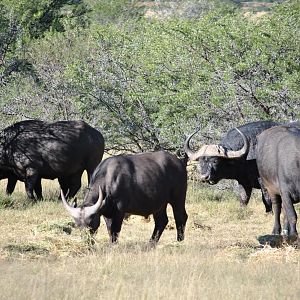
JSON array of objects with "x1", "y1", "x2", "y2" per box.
[
  {"x1": 61, "y1": 186, "x2": 104, "y2": 234},
  {"x1": 184, "y1": 128, "x2": 249, "y2": 184}
]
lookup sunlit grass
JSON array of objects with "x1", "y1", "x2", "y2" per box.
[{"x1": 0, "y1": 176, "x2": 300, "y2": 299}]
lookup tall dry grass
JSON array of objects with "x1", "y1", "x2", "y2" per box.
[{"x1": 0, "y1": 177, "x2": 299, "y2": 299}]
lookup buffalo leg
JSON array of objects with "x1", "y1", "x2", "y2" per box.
[
  {"x1": 110, "y1": 212, "x2": 125, "y2": 243},
  {"x1": 283, "y1": 213, "x2": 290, "y2": 236},
  {"x1": 258, "y1": 178, "x2": 273, "y2": 213},
  {"x1": 6, "y1": 175, "x2": 18, "y2": 195},
  {"x1": 25, "y1": 169, "x2": 39, "y2": 200},
  {"x1": 261, "y1": 191, "x2": 273, "y2": 214},
  {"x1": 67, "y1": 173, "x2": 82, "y2": 198},
  {"x1": 58, "y1": 178, "x2": 69, "y2": 199},
  {"x1": 272, "y1": 195, "x2": 282, "y2": 235},
  {"x1": 238, "y1": 184, "x2": 252, "y2": 207},
  {"x1": 150, "y1": 206, "x2": 168, "y2": 244},
  {"x1": 104, "y1": 217, "x2": 112, "y2": 238},
  {"x1": 172, "y1": 205, "x2": 188, "y2": 242},
  {"x1": 34, "y1": 178, "x2": 43, "y2": 200},
  {"x1": 281, "y1": 193, "x2": 298, "y2": 239},
  {"x1": 58, "y1": 179, "x2": 68, "y2": 198},
  {"x1": 86, "y1": 162, "x2": 99, "y2": 185}
]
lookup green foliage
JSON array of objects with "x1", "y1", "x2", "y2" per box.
[
  {"x1": 86, "y1": 0, "x2": 144, "y2": 24},
  {"x1": 69, "y1": 2, "x2": 299, "y2": 151},
  {"x1": 0, "y1": 194, "x2": 14, "y2": 208},
  {"x1": 0, "y1": 192, "x2": 34, "y2": 209},
  {"x1": 0, "y1": 0, "x2": 299, "y2": 153},
  {"x1": 0, "y1": 0, "x2": 90, "y2": 86},
  {"x1": 2, "y1": 0, "x2": 90, "y2": 39}
]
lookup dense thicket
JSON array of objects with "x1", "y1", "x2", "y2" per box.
[{"x1": 0, "y1": 0, "x2": 299, "y2": 153}]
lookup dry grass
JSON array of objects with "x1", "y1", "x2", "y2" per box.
[{"x1": 0, "y1": 177, "x2": 300, "y2": 299}]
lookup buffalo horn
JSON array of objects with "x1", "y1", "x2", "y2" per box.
[
  {"x1": 84, "y1": 186, "x2": 104, "y2": 218},
  {"x1": 184, "y1": 130, "x2": 202, "y2": 161},
  {"x1": 184, "y1": 130, "x2": 226, "y2": 160},
  {"x1": 184, "y1": 128, "x2": 249, "y2": 160},
  {"x1": 61, "y1": 190, "x2": 81, "y2": 219},
  {"x1": 226, "y1": 128, "x2": 249, "y2": 158}
]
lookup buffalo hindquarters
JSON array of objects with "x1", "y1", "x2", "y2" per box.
[{"x1": 257, "y1": 125, "x2": 300, "y2": 241}]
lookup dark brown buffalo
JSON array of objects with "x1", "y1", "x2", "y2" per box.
[
  {"x1": 257, "y1": 125, "x2": 300, "y2": 241},
  {"x1": 62, "y1": 150, "x2": 188, "y2": 244},
  {"x1": 184, "y1": 121, "x2": 280, "y2": 212},
  {"x1": 0, "y1": 120, "x2": 104, "y2": 199}
]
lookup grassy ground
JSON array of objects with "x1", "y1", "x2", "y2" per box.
[{"x1": 0, "y1": 178, "x2": 299, "y2": 299}]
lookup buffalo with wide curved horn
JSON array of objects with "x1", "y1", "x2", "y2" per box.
[
  {"x1": 184, "y1": 121, "x2": 280, "y2": 212},
  {"x1": 184, "y1": 128, "x2": 248, "y2": 160},
  {"x1": 62, "y1": 150, "x2": 188, "y2": 244},
  {"x1": 61, "y1": 186, "x2": 104, "y2": 230}
]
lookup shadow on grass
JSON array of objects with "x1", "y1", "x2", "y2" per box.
[
  {"x1": 37, "y1": 221, "x2": 75, "y2": 235},
  {"x1": 93, "y1": 240, "x2": 187, "y2": 254},
  {"x1": 257, "y1": 234, "x2": 299, "y2": 248},
  {"x1": 3, "y1": 244, "x2": 49, "y2": 257}
]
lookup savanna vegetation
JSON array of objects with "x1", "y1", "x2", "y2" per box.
[
  {"x1": 0, "y1": 0, "x2": 299, "y2": 152},
  {"x1": 0, "y1": 0, "x2": 300, "y2": 299}
]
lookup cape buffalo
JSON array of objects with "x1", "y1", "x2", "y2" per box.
[
  {"x1": 0, "y1": 120, "x2": 104, "y2": 199},
  {"x1": 184, "y1": 121, "x2": 280, "y2": 212},
  {"x1": 257, "y1": 125, "x2": 300, "y2": 240},
  {"x1": 61, "y1": 150, "x2": 188, "y2": 244}
]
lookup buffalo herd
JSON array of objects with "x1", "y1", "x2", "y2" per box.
[{"x1": 0, "y1": 119, "x2": 299, "y2": 244}]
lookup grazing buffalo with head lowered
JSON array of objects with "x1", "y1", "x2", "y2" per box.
[
  {"x1": 184, "y1": 121, "x2": 280, "y2": 212},
  {"x1": 256, "y1": 125, "x2": 300, "y2": 240},
  {"x1": 0, "y1": 120, "x2": 104, "y2": 199},
  {"x1": 61, "y1": 150, "x2": 188, "y2": 244}
]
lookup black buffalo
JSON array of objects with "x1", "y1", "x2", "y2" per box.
[
  {"x1": 0, "y1": 120, "x2": 104, "y2": 199},
  {"x1": 184, "y1": 121, "x2": 280, "y2": 212},
  {"x1": 61, "y1": 150, "x2": 188, "y2": 244},
  {"x1": 257, "y1": 125, "x2": 300, "y2": 240}
]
